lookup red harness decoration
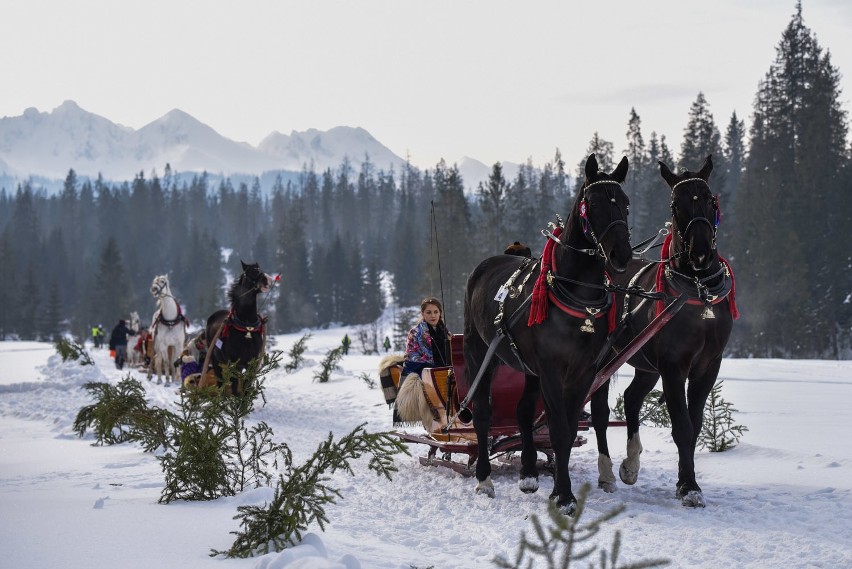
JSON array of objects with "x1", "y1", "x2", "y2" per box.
[
  {"x1": 528, "y1": 227, "x2": 560, "y2": 326},
  {"x1": 219, "y1": 309, "x2": 266, "y2": 340},
  {"x1": 528, "y1": 226, "x2": 616, "y2": 332},
  {"x1": 655, "y1": 233, "x2": 739, "y2": 319}
]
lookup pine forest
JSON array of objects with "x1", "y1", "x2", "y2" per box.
[{"x1": 1, "y1": 7, "x2": 850, "y2": 358}]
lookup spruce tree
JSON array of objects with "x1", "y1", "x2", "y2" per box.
[
  {"x1": 477, "y1": 162, "x2": 509, "y2": 257},
  {"x1": 575, "y1": 133, "x2": 615, "y2": 193},
  {"x1": 679, "y1": 92, "x2": 724, "y2": 185},
  {"x1": 91, "y1": 237, "x2": 132, "y2": 329},
  {"x1": 732, "y1": 2, "x2": 850, "y2": 356},
  {"x1": 624, "y1": 108, "x2": 652, "y2": 240}
]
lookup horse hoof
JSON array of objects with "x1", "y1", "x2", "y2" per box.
[
  {"x1": 519, "y1": 476, "x2": 539, "y2": 494},
  {"x1": 598, "y1": 480, "x2": 617, "y2": 493},
  {"x1": 619, "y1": 461, "x2": 639, "y2": 485},
  {"x1": 475, "y1": 477, "x2": 495, "y2": 498},
  {"x1": 680, "y1": 490, "x2": 706, "y2": 508},
  {"x1": 557, "y1": 499, "x2": 578, "y2": 517}
]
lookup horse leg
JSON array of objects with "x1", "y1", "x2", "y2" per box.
[
  {"x1": 619, "y1": 369, "x2": 659, "y2": 485},
  {"x1": 166, "y1": 345, "x2": 175, "y2": 385},
  {"x1": 516, "y1": 374, "x2": 541, "y2": 493},
  {"x1": 675, "y1": 358, "x2": 722, "y2": 507},
  {"x1": 658, "y1": 363, "x2": 701, "y2": 505},
  {"x1": 539, "y1": 371, "x2": 584, "y2": 516},
  {"x1": 590, "y1": 378, "x2": 616, "y2": 492}
]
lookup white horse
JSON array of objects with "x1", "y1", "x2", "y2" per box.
[{"x1": 148, "y1": 274, "x2": 186, "y2": 385}]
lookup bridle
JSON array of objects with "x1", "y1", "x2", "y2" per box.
[
  {"x1": 151, "y1": 278, "x2": 171, "y2": 299},
  {"x1": 669, "y1": 177, "x2": 720, "y2": 269},
  {"x1": 542, "y1": 178, "x2": 629, "y2": 262},
  {"x1": 237, "y1": 266, "x2": 271, "y2": 297}
]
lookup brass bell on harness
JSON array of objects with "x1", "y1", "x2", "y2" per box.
[
  {"x1": 701, "y1": 305, "x2": 715, "y2": 320},
  {"x1": 581, "y1": 307, "x2": 600, "y2": 334},
  {"x1": 245, "y1": 327, "x2": 255, "y2": 339}
]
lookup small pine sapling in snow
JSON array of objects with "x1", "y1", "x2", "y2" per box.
[
  {"x1": 210, "y1": 423, "x2": 409, "y2": 559},
  {"x1": 613, "y1": 389, "x2": 670, "y2": 428},
  {"x1": 313, "y1": 346, "x2": 344, "y2": 383},
  {"x1": 698, "y1": 381, "x2": 748, "y2": 452},
  {"x1": 55, "y1": 337, "x2": 94, "y2": 365},
  {"x1": 493, "y1": 482, "x2": 669, "y2": 569},
  {"x1": 159, "y1": 352, "x2": 286, "y2": 503},
  {"x1": 358, "y1": 371, "x2": 376, "y2": 389},
  {"x1": 73, "y1": 376, "x2": 152, "y2": 444},
  {"x1": 284, "y1": 333, "x2": 312, "y2": 373}
]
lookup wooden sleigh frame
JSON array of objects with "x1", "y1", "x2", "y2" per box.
[{"x1": 386, "y1": 294, "x2": 687, "y2": 476}]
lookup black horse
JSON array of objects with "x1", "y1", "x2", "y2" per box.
[
  {"x1": 463, "y1": 154, "x2": 632, "y2": 514},
  {"x1": 590, "y1": 155, "x2": 737, "y2": 508},
  {"x1": 205, "y1": 261, "x2": 274, "y2": 395}
]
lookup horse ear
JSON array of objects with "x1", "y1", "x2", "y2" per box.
[
  {"x1": 241, "y1": 260, "x2": 248, "y2": 271},
  {"x1": 697, "y1": 155, "x2": 713, "y2": 181},
  {"x1": 659, "y1": 160, "x2": 678, "y2": 187},
  {"x1": 584, "y1": 154, "x2": 599, "y2": 182},
  {"x1": 612, "y1": 156, "x2": 629, "y2": 183}
]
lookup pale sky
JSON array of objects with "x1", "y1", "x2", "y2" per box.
[{"x1": 2, "y1": 0, "x2": 851, "y2": 170}]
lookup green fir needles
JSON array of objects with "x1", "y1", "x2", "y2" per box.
[
  {"x1": 697, "y1": 381, "x2": 749, "y2": 452},
  {"x1": 211, "y1": 423, "x2": 408, "y2": 558},
  {"x1": 312, "y1": 346, "x2": 344, "y2": 383},
  {"x1": 284, "y1": 332, "x2": 312, "y2": 372},
  {"x1": 494, "y1": 483, "x2": 669, "y2": 569},
  {"x1": 73, "y1": 376, "x2": 153, "y2": 445},
  {"x1": 55, "y1": 337, "x2": 94, "y2": 365}
]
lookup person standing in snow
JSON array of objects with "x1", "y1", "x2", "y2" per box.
[{"x1": 108, "y1": 319, "x2": 136, "y2": 370}]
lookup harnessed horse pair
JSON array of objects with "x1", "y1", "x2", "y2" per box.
[{"x1": 464, "y1": 154, "x2": 735, "y2": 514}]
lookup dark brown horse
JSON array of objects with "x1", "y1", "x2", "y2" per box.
[
  {"x1": 463, "y1": 154, "x2": 632, "y2": 515},
  {"x1": 590, "y1": 155, "x2": 737, "y2": 507},
  {"x1": 205, "y1": 261, "x2": 274, "y2": 395}
]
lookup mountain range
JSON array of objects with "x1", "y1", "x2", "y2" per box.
[{"x1": 0, "y1": 101, "x2": 512, "y2": 192}]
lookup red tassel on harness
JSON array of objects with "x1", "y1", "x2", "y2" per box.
[{"x1": 528, "y1": 227, "x2": 561, "y2": 326}]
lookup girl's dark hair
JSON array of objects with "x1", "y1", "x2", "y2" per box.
[{"x1": 420, "y1": 297, "x2": 443, "y2": 313}]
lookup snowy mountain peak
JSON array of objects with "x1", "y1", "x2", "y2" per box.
[{"x1": 0, "y1": 102, "x2": 407, "y2": 183}]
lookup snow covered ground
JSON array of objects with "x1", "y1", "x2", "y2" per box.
[{"x1": 1, "y1": 325, "x2": 850, "y2": 568}]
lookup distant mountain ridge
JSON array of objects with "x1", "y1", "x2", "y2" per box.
[{"x1": 0, "y1": 101, "x2": 408, "y2": 183}]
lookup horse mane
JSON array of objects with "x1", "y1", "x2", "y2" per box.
[{"x1": 227, "y1": 277, "x2": 245, "y2": 306}]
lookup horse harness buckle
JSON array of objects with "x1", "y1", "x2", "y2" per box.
[{"x1": 494, "y1": 258, "x2": 537, "y2": 326}]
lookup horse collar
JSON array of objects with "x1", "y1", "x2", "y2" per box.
[{"x1": 224, "y1": 309, "x2": 266, "y2": 340}]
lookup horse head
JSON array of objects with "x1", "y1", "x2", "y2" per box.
[
  {"x1": 239, "y1": 261, "x2": 273, "y2": 294},
  {"x1": 577, "y1": 154, "x2": 632, "y2": 273},
  {"x1": 150, "y1": 274, "x2": 170, "y2": 298},
  {"x1": 660, "y1": 155, "x2": 718, "y2": 271}
]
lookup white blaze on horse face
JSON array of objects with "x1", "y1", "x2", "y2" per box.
[{"x1": 259, "y1": 272, "x2": 273, "y2": 293}]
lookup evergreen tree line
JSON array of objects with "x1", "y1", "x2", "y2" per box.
[{"x1": 0, "y1": 6, "x2": 849, "y2": 357}]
